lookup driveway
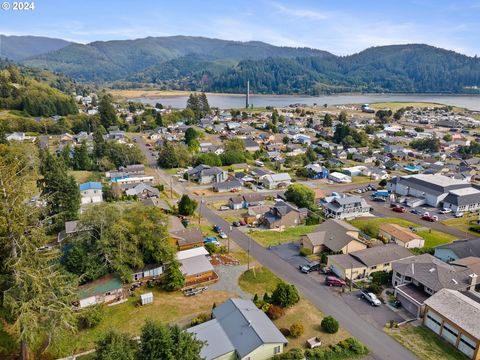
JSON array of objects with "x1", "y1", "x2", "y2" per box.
[
  {"x1": 209, "y1": 264, "x2": 250, "y2": 299},
  {"x1": 269, "y1": 242, "x2": 306, "y2": 269},
  {"x1": 342, "y1": 291, "x2": 405, "y2": 330}
]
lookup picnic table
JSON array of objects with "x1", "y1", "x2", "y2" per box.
[
  {"x1": 307, "y1": 337, "x2": 322, "y2": 349},
  {"x1": 183, "y1": 286, "x2": 208, "y2": 296}
]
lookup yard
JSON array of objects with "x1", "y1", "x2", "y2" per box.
[
  {"x1": 387, "y1": 324, "x2": 468, "y2": 360},
  {"x1": 442, "y1": 212, "x2": 479, "y2": 235},
  {"x1": 68, "y1": 170, "x2": 102, "y2": 183},
  {"x1": 239, "y1": 267, "x2": 350, "y2": 350},
  {"x1": 248, "y1": 225, "x2": 318, "y2": 247},
  {"x1": 349, "y1": 217, "x2": 457, "y2": 247},
  {"x1": 49, "y1": 288, "x2": 233, "y2": 358}
]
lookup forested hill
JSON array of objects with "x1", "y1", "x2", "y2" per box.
[
  {"x1": 0, "y1": 35, "x2": 72, "y2": 61},
  {"x1": 0, "y1": 60, "x2": 79, "y2": 116},
  {"x1": 13, "y1": 35, "x2": 480, "y2": 94}
]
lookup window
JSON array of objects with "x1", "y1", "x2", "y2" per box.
[
  {"x1": 370, "y1": 265, "x2": 377, "y2": 270},
  {"x1": 384, "y1": 263, "x2": 390, "y2": 267},
  {"x1": 274, "y1": 346, "x2": 281, "y2": 355}
]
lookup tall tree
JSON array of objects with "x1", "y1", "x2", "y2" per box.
[
  {"x1": 38, "y1": 150, "x2": 80, "y2": 231},
  {"x1": 323, "y1": 113, "x2": 333, "y2": 127},
  {"x1": 98, "y1": 94, "x2": 118, "y2": 128},
  {"x1": 73, "y1": 140, "x2": 92, "y2": 170},
  {"x1": 95, "y1": 331, "x2": 138, "y2": 360}
]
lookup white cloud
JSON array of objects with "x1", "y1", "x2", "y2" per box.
[{"x1": 272, "y1": 2, "x2": 329, "y2": 20}]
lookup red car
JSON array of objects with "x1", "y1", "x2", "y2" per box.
[
  {"x1": 422, "y1": 215, "x2": 438, "y2": 222},
  {"x1": 392, "y1": 206, "x2": 406, "y2": 213},
  {"x1": 325, "y1": 276, "x2": 346, "y2": 287}
]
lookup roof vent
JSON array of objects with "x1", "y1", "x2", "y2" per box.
[
  {"x1": 451, "y1": 279, "x2": 458, "y2": 285},
  {"x1": 429, "y1": 268, "x2": 436, "y2": 273}
]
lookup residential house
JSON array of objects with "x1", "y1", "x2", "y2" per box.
[
  {"x1": 228, "y1": 193, "x2": 265, "y2": 209},
  {"x1": 300, "y1": 219, "x2": 366, "y2": 254},
  {"x1": 79, "y1": 182, "x2": 103, "y2": 205},
  {"x1": 244, "y1": 138, "x2": 260, "y2": 152},
  {"x1": 327, "y1": 244, "x2": 412, "y2": 281},
  {"x1": 322, "y1": 195, "x2": 370, "y2": 220},
  {"x1": 171, "y1": 227, "x2": 204, "y2": 250},
  {"x1": 213, "y1": 179, "x2": 243, "y2": 193},
  {"x1": 125, "y1": 183, "x2": 160, "y2": 199},
  {"x1": 352, "y1": 154, "x2": 375, "y2": 163},
  {"x1": 304, "y1": 164, "x2": 329, "y2": 179},
  {"x1": 261, "y1": 173, "x2": 292, "y2": 189},
  {"x1": 423, "y1": 289, "x2": 480, "y2": 360},
  {"x1": 328, "y1": 172, "x2": 352, "y2": 183},
  {"x1": 343, "y1": 166, "x2": 367, "y2": 177},
  {"x1": 6, "y1": 132, "x2": 36, "y2": 142},
  {"x1": 176, "y1": 247, "x2": 216, "y2": 285},
  {"x1": 186, "y1": 165, "x2": 228, "y2": 184},
  {"x1": 77, "y1": 274, "x2": 124, "y2": 308},
  {"x1": 379, "y1": 224, "x2": 425, "y2": 249},
  {"x1": 435, "y1": 238, "x2": 480, "y2": 263},
  {"x1": 246, "y1": 205, "x2": 271, "y2": 224},
  {"x1": 228, "y1": 195, "x2": 244, "y2": 210},
  {"x1": 368, "y1": 167, "x2": 390, "y2": 180},
  {"x1": 392, "y1": 254, "x2": 477, "y2": 317},
  {"x1": 132, "y1": 264, "x2": 164, "y2": 282},
  {"x1": 262, "y1": 201, "x2": 306, "y2": 230},
  {"x1": 188, "y1": 298, "x2": 288, "y2": 360}
]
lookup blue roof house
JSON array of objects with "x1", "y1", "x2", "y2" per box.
[{"x1": 79, "y1": 182, "x2": 103, "y2": 205}]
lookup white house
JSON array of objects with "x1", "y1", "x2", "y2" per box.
[
  {"x1": 79, "y1": 182, "x2": 103, "y2": 205},
  {"x1": 261, "y1": 173, "x2": 292, "y2": 189},
  {"x1": 328, "y1": 172, "x2": 352, "y2": 183}
]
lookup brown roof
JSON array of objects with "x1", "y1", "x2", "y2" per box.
[
  {"x1": 452, "y1": 256, "x2": 480, "y2": 275},
  {"x1": 171, "y1": 227, "x2": 204, "y2": 247},
  {"x1": 379, "y1": 223, "x2": 422, "y2": 243}
]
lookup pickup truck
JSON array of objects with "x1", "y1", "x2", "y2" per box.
[
  {"x1": 298, "y1": 262, "x2": 320, "y2": 273},
  {"x1": 361, "y1": 291, "x2": 381, "y2": 306}
]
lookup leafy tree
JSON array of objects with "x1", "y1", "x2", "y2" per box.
[
  {"x1": 194, "y1": 153, "x2": 222, "y2": 167},
  {"x1": 284, "y1": 184, "x2": 315, "y2": 209},
  {"x1": 224, "y1": 138, "x2": 246, "y2": 152},
  {"x1": 220, "y1": 150, "x2": 246, "y2": 165},
  {"x1": 323, "y1": 113, "x2": 333, "y2": 127},
  {"x1": 321, "y1": 316, "x2": 339, "y2": 334},
  {"x1": 138, "y1": 321, "x2": 204, "y2": 360},
  {"x1": 305, "y1": 147, "x2": 317, "y2": 163},
  {"x1": 98, "y1": 94, "x2": 118, "y2": 128},
  {"x1": 95, "y1": 331, "x2": 138, "y2": 360},
  {"x1": 104, "y1": 142, "x2": 145, "y2": 168},
  {"x1": 178, "y1": 195, "x2": 198, "y2": 216},
  {"x1": 338, "y1": 111, "x2": 348, "y2": 123},
  {"x1": 184, "y1": 127, "x2": 199, "y2": 146},
  {"x1": 443, "y1": 133, "x2": 452, "y2": 141},
  {"x1": 271, "y1": 282, "x2": 300, "y2": 308},
  {"x1": 409, "y1": 138, "x2": 440, "y2": 153},
  {"x1": 157, "y1": 142, "x2": 191, "y2": 168},
  {"x1": 163, "y1": 260, "x2": 185, "y2": 292},
  {"x1": 375, "y1": 109, "x2": 393, "y2": 123}
]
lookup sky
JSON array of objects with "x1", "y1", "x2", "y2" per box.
[{"x1": 0, "y1": 0, "x2": 479, "y2": 56}]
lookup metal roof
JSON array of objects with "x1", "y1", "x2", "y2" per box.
[{"x1": 79, "y1": 182, "x2": 102, "y2": 191}]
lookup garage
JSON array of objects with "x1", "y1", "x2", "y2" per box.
[
  {"x1": 424, "y1": 309, "x2": 442, "y2": 334},
  {"x1": 458, "y1": 334, "x2": 476, "y2": 359},
  {"x1": 441, "y1": 322, "x2": 459, "y2": 345}
]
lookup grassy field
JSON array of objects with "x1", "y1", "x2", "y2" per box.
[
  {"x1": 368, "y1": 102, "x2": 453, "y2": 111},
  {"x1": 49, "y1": 288, "x2": 233, "y2": 357},
  {"x1": 416, "y1": 230, "x2": 458, "y2": 248},
  {"x1": 388, "y1": 325, "x2": 468, "y2": 360},
  {"x1": 349, "y1": 217, "x2": 457, "y2": 247},
  {"x1": 239, "y1": 267, "x2": 350, "y2": 349},
  {"x1": 248, "y1": 225, "x2": 318, "y2": 247},
  {"x1": 442, "y1": 212, "x2": 479, "y2": 235},
  {"x1": 68, "y1": 170, "x2": 102, "y2": 184}
]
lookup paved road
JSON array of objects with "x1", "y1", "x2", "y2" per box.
[{"x1": 132, "y1": 133, "x2": 419, "y2": 360}]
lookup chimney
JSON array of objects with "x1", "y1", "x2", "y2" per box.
[{"x1": 469, "y1": 273, "x2": 478, "y2": 291}]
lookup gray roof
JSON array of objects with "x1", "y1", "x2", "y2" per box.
[
  {"x1": 392, "y1": 253, "x2": 473, "y2": 292},
  {"x1": 394, "y1": 174, "x2": 471, "y2": 196},
  {"x1": 435, "y1": 238, "x2": 480, "y2": 259},
  {"x1": 179, "y1": 255, "x2": 214, "y2": 277},
  {"x1": 424, "y1": 289, "x2": 480, "y2": 338},
  {"x1": 188, "y1": 320, "x2": 235, "y2": 359},
  {"x1": 443, "y1": 188, "x2": 480, "y2": 206},
  {"x1": 350, "y1": 244, "x2": 412, "y2": 267},
  {"x1": 125, "y1": 183, "x2": 160, "y2": 197},
  {"x1": 171, "y1": 227, "x2": 203, "y2": 246},
  {"x1": 213, "y1": 179, "x2": 242, "y2": 191},
  {"x1": 213, "y1": 299, "x2": 288, "y2": 358},
  {"x1": 305, "y1": 219, "x2": 361, "y2": 251}
]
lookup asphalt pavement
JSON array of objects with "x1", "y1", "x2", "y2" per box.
[{"x1": 132, "y1": 133, "x2": 419, "y2": 360}]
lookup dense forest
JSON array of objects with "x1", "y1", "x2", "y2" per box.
[
  {"x1": 0, "y1": 61, "x2": 80, "y2": 116},
  {"x1": 15, "y1": 35, "x2": 480, "y2": 94}
]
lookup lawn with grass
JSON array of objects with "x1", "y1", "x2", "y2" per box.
[
  {"x1": 239, "y1": 267, "x2": 350, "y2": 349},
  {"x1": 416, "y1": 230, "x2": 458, "y2": 247},
  {"x1": 68, "y1": 170, "x2": 102, "y2": 183},
  {"x1": 388, "y1": 325, "x2": 468, "y2": 360},
  {"x1": 49, "y1": 288, "x2": 233, "y2": 357},
  {"x1": 442, "y1": 213, "x2": 479, "y2": 235},
  {"x1": 248, "y1": 225, "x2": 318, "y2": 247},
  {"x1": 349, "y1": 217, "x2": 457, "y2": 247}
]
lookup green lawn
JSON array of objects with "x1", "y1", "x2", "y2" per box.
[
  {"x1": 416, "y1": 230, "x2": 458, "y2": 248},
  {"x1": 388, "y1": 325, "x2": 468, "y2": 360},
  {"x1": 248, "y1": 225, "x2": 318, "y2": 247},
  {"x1": 349, "y1": 217, "x2": 457, "y2": 247},
  {"x1": 239, "y1": 267, "x2": 282, "y2": 295},
  {"x1": 442, "y1": 213, "x2": 479, "y2": 235},
  {"x1": 48, "y1": 288, "x2": 233, "y2": 357}
]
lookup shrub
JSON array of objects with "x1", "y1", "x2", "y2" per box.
[
  {"x1": 279, "y1": 328, "x2": 291, "y2": 337},
  {"x1": 305, "y1": 215, "x2": 320, "y2": 226},
  {"x1": 367, "y1": 283, "x2": 381, "y2": 295},
  {"x1": 304, "y1": 337, "x2": 368, "y2": 360},
  {"x1": 78, "y1": 305, "x2": 105, "y2": 329},
  {"x1": 271, "y1": 282, "x2": 300, "y2": 308},
  {"x1": 273, "y1": 348, "x2": 304, "y2": 360},
  {"x1": 289, "y1": 323, "x2": 304, "y2": 338},
  {"x1": 469, "y1": 225, "x2": 480, "y2": 233},
  {"x1": 321, "y1": 315, "x2": 339, "y2": 334},
  {"x1": 299, "y1": 247, "x2": 312, "y2": 257},
  {"x1": 370, "y1": 271, "x2": 392, "y2": 286},
  {"x1": 190, "y1": 313, "x2": 210, "y2": 326},
  {"x1": 267, "y1": 304, "x2": 285, "y2": 320},
  {"x1": 362, "y1": 223, "x2": 378, "y2": 238}
]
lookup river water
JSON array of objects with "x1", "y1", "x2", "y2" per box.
[{"x1": 134, "y1": 93, "x2": 480, "y2": 111}]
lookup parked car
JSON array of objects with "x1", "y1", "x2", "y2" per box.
[
  {"x1": 298, "y1": 263, "x2": 320, "y2": 273},
  {"x1": 455, "y1": 212, "x2": 464, "y2": 218},
  {"x1": 203, "y1": 236, "x2": 219, "y2": 244},
  {"x1": 361, "y1": 291, "x2": 381, "y2": 306},
  {"x1": 239, "y1": 220, "x2": 247, "y2": 226},
  {"x1": 422, "y1": 215, "x2": 438, "y2": 222},
  {"x1": 218, "y1": 232, "x2": 228, "y2": 239},
  {"x1": 219, "y1": 205, "x2": 230, "y2": 211},
  {"x1": 410, "y1": 209, "x2": 419, "y2": 215},
  {"x1": 213, "y1": 225, "x2": 222, "y2": 233},
  {"x1": 392, "y1": 206, "x2": 406, "y2": 213},
  {"x1": 232, "y1": 221, "x2": 241, "y2": 227},
  {"x1": 439, "y1": 208, "x2": 452, "y2": 214},
  {"x1": 325, "y1": 276, "x2": 346, "y2": 287}
]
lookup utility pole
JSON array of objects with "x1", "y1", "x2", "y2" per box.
[
  {"x1": 170, "y1": 177, "x2": 173, "y2": 199},
  {"x1": 247, "y1": 235, "x2": 251, "y2": 271},
  {"x1": 198, "y1": 197, "x2": 203, "y2": 225}
]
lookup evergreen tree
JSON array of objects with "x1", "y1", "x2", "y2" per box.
[
  {"x1": 323, "y1": 113, "x2": 333, "y2": 127},
  {"x1": 178, "y1": 195, "x2": 198, "y2": 216},
  {"x1": 98, "y1": 95, "x2": 118, "y2": 128},
  {"x1": 95, "y1": 331, "x2": 137, "y2": 360},
  {"x1": 163, "y1": 261, "x2": 185, "y2": 292},
  {"x1": 73, "y1": 141, "x2": 92, "y2": 170}
]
